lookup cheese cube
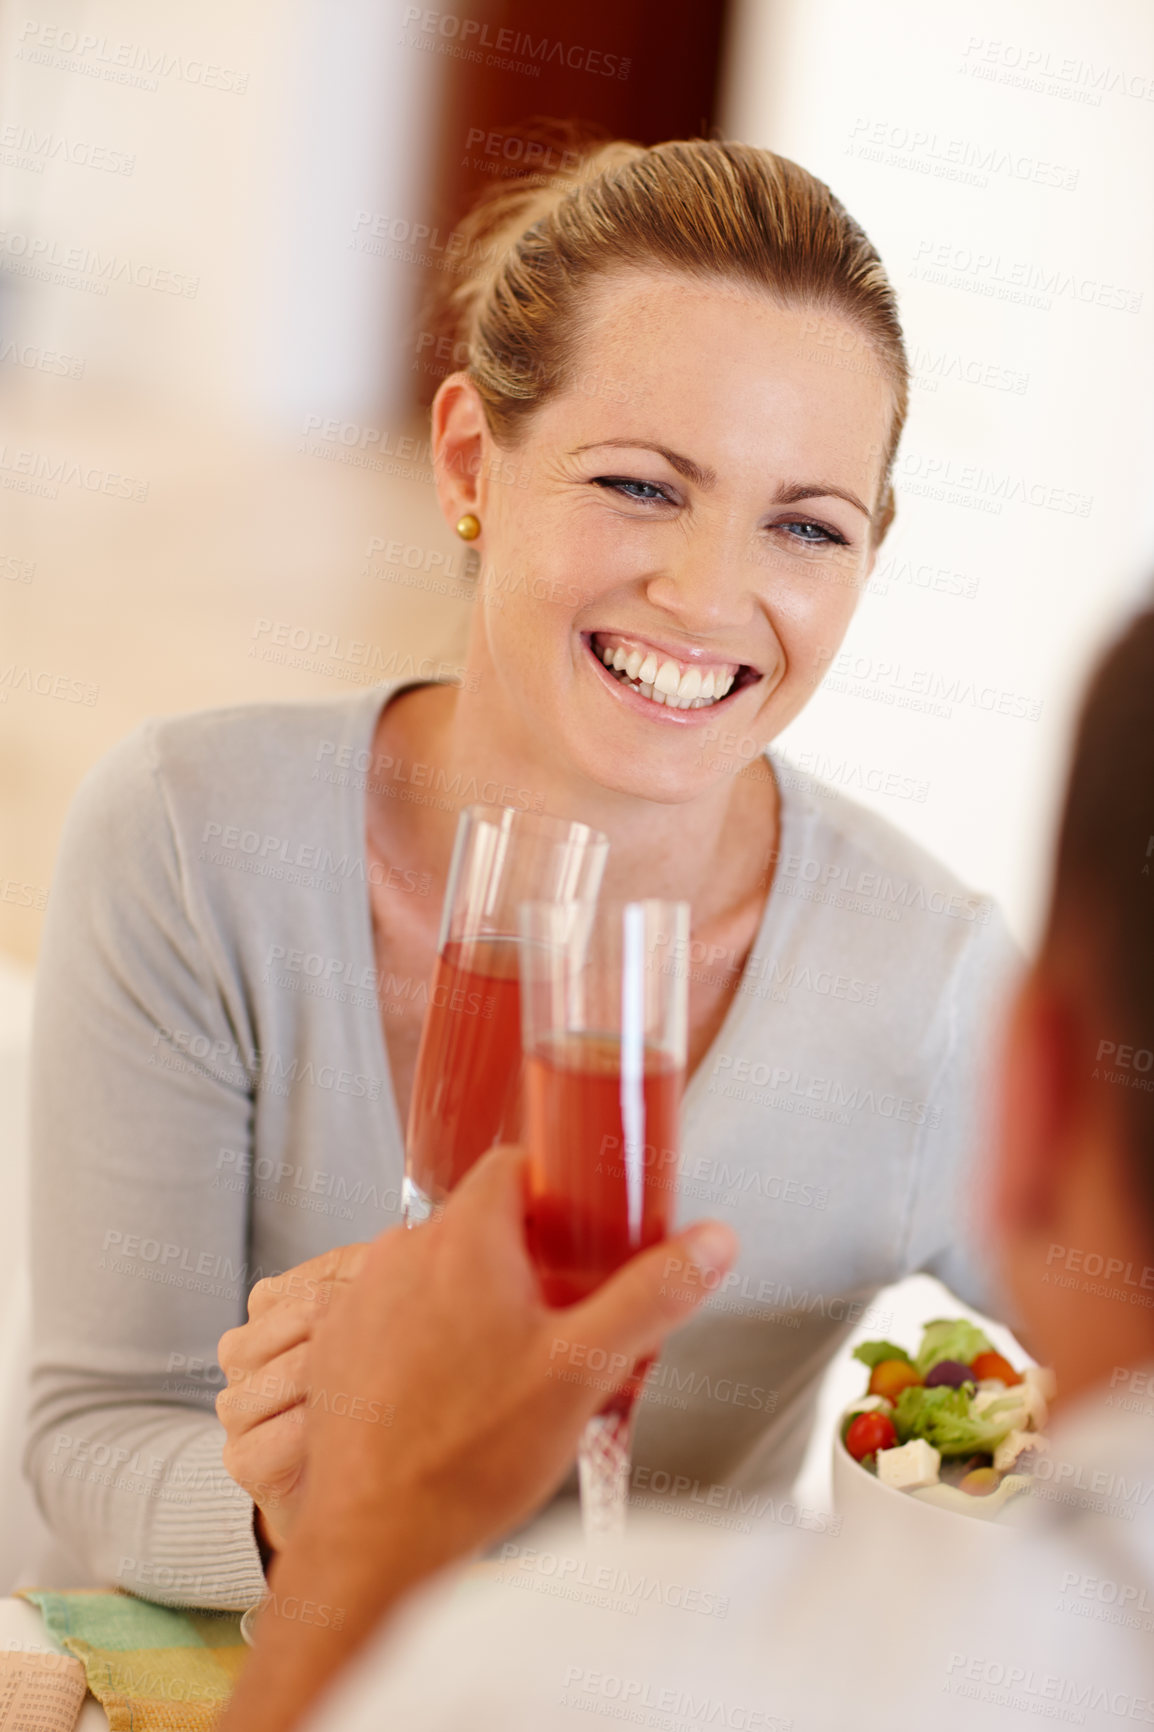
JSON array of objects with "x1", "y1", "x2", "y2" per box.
[
  {"x1": 993, "y1": 1429, "x2": 1049, "y2": 1474},
  {"x1": 1020, "y1": 1366, "x2": 1055, "y2": 1428},
  {"x1": 876, "y1": 1438, "x2": 941, "y2": 1491},
  {"x1": 1023, "y1": 1365, "x2": 1057, "y2": 1401},
  {"x1": 1019, "y1": 1380, "x2": 1049, "y2": 1432}
]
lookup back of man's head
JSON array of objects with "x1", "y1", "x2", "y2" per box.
[{"x1": 1046, "y1": 602, "x2": 1154, "y2": 1216}]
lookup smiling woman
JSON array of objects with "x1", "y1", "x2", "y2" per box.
[
  {"x1": 25, "y1": 138, "x2": 1019, "y2": 1610},
  {"x1": 419, "y1": 274, "x2": 886, "y2": 842}
]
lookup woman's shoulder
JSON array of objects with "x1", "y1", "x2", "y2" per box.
[
  {"x1": 770, "y1": 754, "x2": 1021, "y2": 985},
  {"x1": 48, "y1": 689, "x2": 391, "y2": 924},
  {"x1": 68, "y1": 687, "x2": 388, "y2": 833},
  {"x1": 776, "y1": 761, "x2": 985, "y2": 909}
]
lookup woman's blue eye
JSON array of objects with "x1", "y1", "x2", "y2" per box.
[
  {"x1": 780, "y1": 519, "x2": 846, "y2": 546},
  {"x1": 593, "y1": 477, "x2": 671, "y2": 503},
  {"x1": 590, "y1": 482, "x2": 848, "y2": 544}
]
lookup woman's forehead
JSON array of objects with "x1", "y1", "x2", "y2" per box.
[
  {"x1": 575, "y1": 267, "x2": 873, "y2": 350},
  {"x1": 549, "y1": 273, "x2": 895, "y2": 490}
]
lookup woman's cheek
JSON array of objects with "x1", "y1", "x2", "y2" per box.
[
  {"x1": 755, "y1": 572, "x2": 859, "y2": 724},
  {"x1": 792, "y1": 561, "x2": 864, "y2": 670}
]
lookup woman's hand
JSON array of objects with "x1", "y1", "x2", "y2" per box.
[{"x1": 215, "y1": 1242, "x2": 370, "y2": 1552}]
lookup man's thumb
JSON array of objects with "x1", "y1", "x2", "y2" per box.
[{"x1": 572, "y1": 1221, "x2": 738, "y2": 1365}]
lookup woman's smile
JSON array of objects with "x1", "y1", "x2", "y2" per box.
[
  {"x1": 432, "y1": 265, "x2": 890, "y2": 804},
  {"x1": 582, "y1": 628, "x2": 762, "y2": 720}
]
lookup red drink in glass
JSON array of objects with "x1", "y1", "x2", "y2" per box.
[
  {"x1": 525, "y1": 1032, "x2": 681, "y2": 1299},
  {"x1": 525, "y1": 1031, "x2": 683, "y2": 1416},
  {"x1": 405, "y1": 936, "x2": 523, "y2": 1207},
  {"x1": 401, "y1": 804, "x2": 608, "y2": 1225},
  {"x1": 518, "y1": 899, "x2": 690, "y2": 1534}
]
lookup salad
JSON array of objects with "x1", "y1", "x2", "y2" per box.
[{"x1": 839, "y1": 1319, "x2": 1054, "y2": 1520}]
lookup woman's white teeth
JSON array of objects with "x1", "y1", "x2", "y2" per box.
[{"x1": 596, "y1": 638, "x2": 738, "y2": 709}]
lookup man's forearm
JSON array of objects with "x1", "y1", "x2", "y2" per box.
[{"x1": 217, "y1": 1509, "x2": 437, "y2": 1732}]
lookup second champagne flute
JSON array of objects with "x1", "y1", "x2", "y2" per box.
[
  {"x1": 518, "y1": 897, "x2": 690, "y2": 1538},
  {"x1": 403, "y1": 804, "x2": 608, "y2": 1224}
]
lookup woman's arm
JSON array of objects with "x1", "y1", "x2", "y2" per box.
[{"x1": 24, "y1": 723, "x2": 266, "y2": 1608}]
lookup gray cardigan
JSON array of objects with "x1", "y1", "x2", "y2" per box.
[{"x1": 25, "y1": 681, "x2": 1018, "y2": 1607}]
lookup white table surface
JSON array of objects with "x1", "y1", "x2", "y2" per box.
[{"x1": 0, "y1": 1595, "x2": 110, "y2": 1729}]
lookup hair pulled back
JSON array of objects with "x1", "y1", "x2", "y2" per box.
[{"x1": 428, "y1": 135, "x2": 909, "y2": 539}]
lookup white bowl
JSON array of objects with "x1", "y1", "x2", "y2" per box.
[{"x1": 832, "y1": 1427, "x2": 1029, "y2": 1545}]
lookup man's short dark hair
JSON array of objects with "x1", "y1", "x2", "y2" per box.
[{"x1": 1047, "y1": 602, "x2": 1154, "y2": 1206}]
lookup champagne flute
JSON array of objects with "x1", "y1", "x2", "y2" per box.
[
  {"x1": 518, "y1": 898, "x2": 690, "y2": 1538},
  {"x1": 402, "y1": 805, "x2": 608, "y2": 1225}
]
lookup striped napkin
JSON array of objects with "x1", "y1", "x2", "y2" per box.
[{"x1": 17, "y1": 1590, "x2": 247, "y2": 1731}]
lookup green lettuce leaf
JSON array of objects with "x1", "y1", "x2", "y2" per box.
[
  {"x1": 914, "y1": 1319, "x2": 994, "y2": 1376},
  {"x1": 893, "y1": 1384, "x2": 1018, "y2": 1456},
  {"x1": 851, "y1": 1340, "x2": 914, "y2": 1370}
]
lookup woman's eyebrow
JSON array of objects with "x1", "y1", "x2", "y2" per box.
[
  {"x1": 777, "y1": 481, "x2": 871, "y2": 519},
  {"x1": 571, "y1": 440, "x2": 717, "y2": 489},
  {"x1": 572, "y1": 443, "x2": 871, "y2": 519}
]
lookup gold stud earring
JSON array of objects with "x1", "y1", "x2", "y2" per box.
[{"x1": 455, "y1": 513, "x2": 481, "y2": 541}]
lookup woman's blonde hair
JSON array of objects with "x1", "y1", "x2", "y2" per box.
[{"x1": 429, "y1": 136, "x2": 909, "y2": 541}]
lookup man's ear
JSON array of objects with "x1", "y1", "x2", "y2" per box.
[
  {"x1": 430, "y1": 373, "x2": 488, "y2": 529},
  {"x1": 990, "y1": 969, "x2": 1079, "y2": 1236}
]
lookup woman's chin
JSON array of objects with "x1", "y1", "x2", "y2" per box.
[{"x1": 564, "y1": 738, "x2": 722, "y2": 806}]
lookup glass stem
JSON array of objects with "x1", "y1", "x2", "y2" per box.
[{"x1": 577, "y1": 1408, "x2": 634, "y2": 1540}]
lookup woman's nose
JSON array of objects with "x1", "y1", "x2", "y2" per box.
[{"x1": 640, "y1": 517, "x2": 757, "y2": 637}]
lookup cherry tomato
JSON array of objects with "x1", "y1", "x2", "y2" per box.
[
  {"x1": 959, "y1": 1467, "x2": 1001, "y2": 1497},
  {"x1": 845, "y1": 1410, "x2": 898, "y2": 1463},
  {"x1": 970, "y1": 1351, "x2": 1022, "y2": 1387},
  {"x1": 868, "y1": 1359, "x2": 923, "y2": 1404}
]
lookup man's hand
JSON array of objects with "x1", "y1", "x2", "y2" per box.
[
  {"x1": 219, "y1": 1143, "x2": 738, "y2": 1732},
  {"x1": 216, "y1": 1243, "x2": 370, "y2": 1551},
  {"x1": 297, "y1": 1144, "x2": 737, "y2": 1573}
]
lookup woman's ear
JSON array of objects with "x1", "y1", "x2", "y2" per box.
[{"x1": 430, "y1": 373, "x2": 488, "y2": 530}]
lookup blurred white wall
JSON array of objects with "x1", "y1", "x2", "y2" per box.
[
  {"x1": 0, "y1": 0, "x2": 454, "y2": 965},
  {"x1": 722, "y1": 0, "x2": 1154, "y2": 947},
  {"x1": 0, "y1": 0, "x2": 436, "y2": 424}
]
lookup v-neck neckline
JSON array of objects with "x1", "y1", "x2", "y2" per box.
[
  {"x1": 679, "y1": 751, "x2": 805, "y2": 1125},
  {"x1": 341, "y1": 679, "x2": 806, "y2": 1161}
]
